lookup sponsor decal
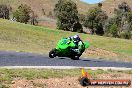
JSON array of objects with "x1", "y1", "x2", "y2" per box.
[{"x1": 79, "y1": 68, "x2": 131, "y2": 86}]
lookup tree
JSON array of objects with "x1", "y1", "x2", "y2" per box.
[
  {"x1": 78, "y1": 14, "x2": 85, "y2": 23},
  {"x1": 13, "y1": 4, "x2": 31, "y2": 24},
  {"x1": 54, "y1": 0, "x2": 82, "y2": 32},
  {"x1": 73, "y1": 22, "x2": 83, "y2": 32},
  {"x1": 115, "y1": 2, "x2": 131, "y2": 37},
  {"x1": 104, "y1": 2, "x2": 132, "y2": 39},
  {"x1": 84, "y1": 7, "x2": 108, "y2": 35},
  {"x1": 127, "y1": 11, "x2": 132, "y2": 31},
  {"x1": 98, "y1": 3, "x2": 102, "y2": 8},
  {"x1": 30, "y1": 11, "x2": 38, "y2": 25},
  {"x1": 0, "y1": 4, "x2": 10, "y2": 19},
  {"x1": 118, "y1": 2, "x2": 131, "y2": 12},
  {"x1": 42, "y1": 8, "x2": 46, "y2": 15},
  {"x1": 109, "y1": 24, "x2": 118, "y2": 37}
]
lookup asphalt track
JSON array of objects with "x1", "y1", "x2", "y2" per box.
[{"x1": 0, "y1": 51, "x2": 132, "y2": 69}]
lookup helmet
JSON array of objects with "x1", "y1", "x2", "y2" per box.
[{"x1": 73, "y1": 35, "x2": 80, "y2": 42}]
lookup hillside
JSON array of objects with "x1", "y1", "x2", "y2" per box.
[
  {"x1": 0, "y1": 0, "x2": 93, "y2": 28},
  {"x1": 101, "y1": 0, "x2": 132, "y2": 16},
  {"x1": 0, "y1": 19, "x2": 132, "y2": 61},
  {"x1": 0, "y1": 0, "x2": 93, "y2": 17},
  {"x1": 1, "y1": 0, "x2": 132, "y2": 29},
  {"x1": 0, "y1": 0, "x2": 132, "y2": 17}
]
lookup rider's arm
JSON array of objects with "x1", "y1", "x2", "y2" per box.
[
  {"x1": 66, "y1": 37, "x2": 73, "y2": 44},
  {"x1": 78, "y1": 41, "x2": 84, "y2": 50}
]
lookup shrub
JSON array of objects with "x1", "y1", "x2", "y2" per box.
[
  {"x1": 0, "y1": 4, "x2": 10, "y2": 19},
  {"x1": 109, "y1": 24, "x2": 119, "y2": 37},
  {"x1": 13, "y1": 4, "x2": 31, "y2": 24},
  {"x1": 120, "y1": 31, "x2": 131, "y2": 39}
]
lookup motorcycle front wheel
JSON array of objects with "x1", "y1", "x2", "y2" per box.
[{"x1": 49, "y1": 48, "x2": 56, "y2": 58}]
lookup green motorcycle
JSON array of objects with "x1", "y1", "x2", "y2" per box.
[{"x1": 49, "y1": 38, "x2": 90, "y2": 60}]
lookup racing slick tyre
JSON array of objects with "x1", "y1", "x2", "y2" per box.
[
  {"x1": 71, "y1": 55, "x2": 79, "y2": 60},
  {"x1": 49, "y1": 48, "x2": 56, "y2": 58}
]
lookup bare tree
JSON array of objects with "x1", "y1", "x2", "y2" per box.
[{"x1": 30, "y1": 11, "x2": 38, "y2": 25}]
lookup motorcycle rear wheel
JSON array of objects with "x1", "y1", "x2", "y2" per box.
[{"x1": 71, "y1": 55, "x2": 79, "y2": 60}]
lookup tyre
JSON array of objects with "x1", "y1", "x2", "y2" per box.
[
  {"x1": 49, "y1": 48, "x2": 56, "y2": 58},
  {"x1": 71, "y1": 55, "x2": 79, "y2": 60},
  {"x1": 80, "y1": 77, "x2": 90, "y2": 87}
]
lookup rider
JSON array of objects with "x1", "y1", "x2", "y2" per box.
[{"x1": 67, "y1": 35, "x2": 84, "y2": 54}]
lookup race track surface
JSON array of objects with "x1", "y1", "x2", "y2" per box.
[{"x1": 0, "y1": 51, "x2": 132, "y2": 68}]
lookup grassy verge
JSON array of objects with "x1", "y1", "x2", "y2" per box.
[
  {"x1": 0, "y1": 69, "x2": 132, "y2": 87},
  {"x1": 0, "y1": 69, "x2": 96, "y2": 85},
  {"x1": 0, "y1": 19, "x2": 132, "y2": 61}
]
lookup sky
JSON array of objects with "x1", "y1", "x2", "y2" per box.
[{"x1": 80, "y1": 0, "x2": 105, "y2": 4}]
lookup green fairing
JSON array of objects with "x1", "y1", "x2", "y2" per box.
[
  {"x1": 55, "y1": 38, "x2": 76, "y2": 56},
  {"x1": 49, "y1": 37, "x2": 90, "y2": 59},
  {"x1": 56, "y1": 38, "x2": 75, "y2": 49},
  {"x1": 83, "y1": 41, "x2": 90, "y2": 49}
]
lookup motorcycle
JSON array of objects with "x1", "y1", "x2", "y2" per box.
[{"x1": 49, "y1": 38, "x2": 89, "y2": 60}]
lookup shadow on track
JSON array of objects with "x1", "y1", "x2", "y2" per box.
[
  {"x1": 56, "y1": 57, "x2": 102, "y2": 63},
  {"x1": 82, "y1": 59, "x2": 101, "y2": 62}
]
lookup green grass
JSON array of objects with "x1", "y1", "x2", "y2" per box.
[
  {"x1": 0, "y1": 68, "x2": 131, "y2": 85},
  {"x1": 0, "y1": 69, "x2": 82, "y2": 84},
  {"x1": 0, "y1": 68, "x2": 119, "y2": 84},
  {"x1": 0, "y1": 68, "x2": 131, "y2": 88},
  {"x1": 0, "y1": 19, "x2": 132, "y2": 61}
]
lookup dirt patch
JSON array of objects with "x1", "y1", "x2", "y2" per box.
[
  {"x1": 10, "y1": 73, "x2": 132, "y2": 88},
  {"x1": 82, "y1": 47, "x2": 132, "y2": 62},
  {"x1": 10, "y1": 79, "x2": 34, "y2": 88},
  {"x1": 38, "y1": 21, "x2": 56, "y2": 29},
  {"x1": 83, "y1": 47, "x2": 118, "y2": 57}
]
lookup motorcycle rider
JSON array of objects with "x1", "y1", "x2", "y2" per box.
[{"x1": 67, "y1": 35, "x2": 85, "y2": 55}]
